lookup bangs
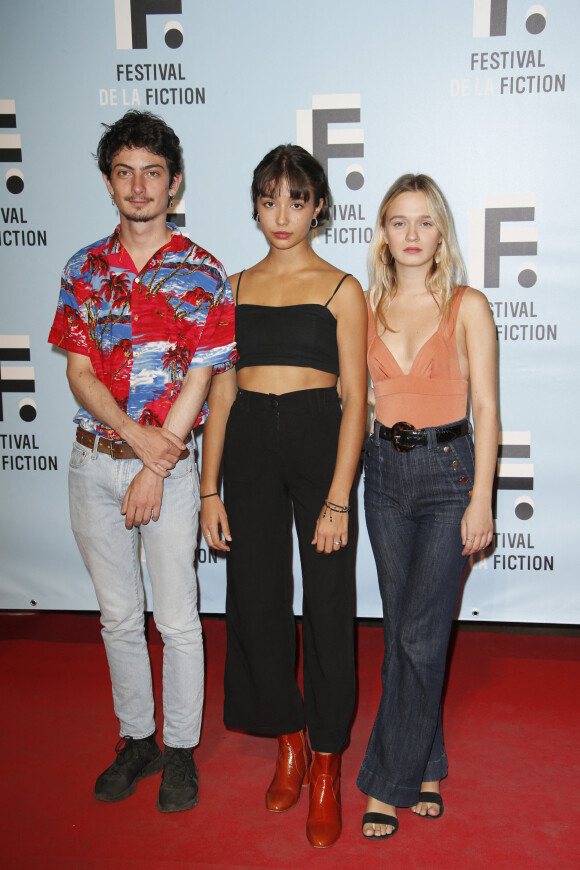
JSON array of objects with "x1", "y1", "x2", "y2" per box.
[
  {"x1": 251, "y1": 144, "x2": 330, "y2": 222},
  {"x1": 258, "y1": 170, "x2": 312, "y2": 204}
]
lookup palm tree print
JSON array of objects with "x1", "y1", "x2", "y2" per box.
[{"x1": 162, "y1": 341, "x2": 191, "y2": 392}]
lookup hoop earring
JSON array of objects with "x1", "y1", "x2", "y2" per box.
[
  {"x1": 256, "y1": 214, "x2": 260, "y2": 223},
  {"x1": 311, "y1": 217, "x2": 318, "y2": 229}
]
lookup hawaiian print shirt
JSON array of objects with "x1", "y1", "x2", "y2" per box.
[{"x1": 49, "y1": 224, "x2": 237, "y2": 439}]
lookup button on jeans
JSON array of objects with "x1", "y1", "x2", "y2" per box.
[
  {"x1": 357, "y1": 420, "x2": 473, "y2": 806},
  {"x1": 68, "y1": 438, "x2": 203, "y2": 748}
]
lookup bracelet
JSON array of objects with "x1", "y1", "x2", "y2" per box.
[
  {"x1": 200, "y1": 492, "x2": 219, "y2": 499},
  {"x1": 322, "y1": 499, "x2": 351, "y2": 523},
  {"x1": 324, "y1": 500, "x2": 350, "y2": 512}
]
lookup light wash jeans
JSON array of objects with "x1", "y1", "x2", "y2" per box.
[
  {"x1": 68, "y1": 437, "x2": 203, "y2": 749},
  {"x1": 357, "y1": 420, "x2": 473, "y2": 806}
]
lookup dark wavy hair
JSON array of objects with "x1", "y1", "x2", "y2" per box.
[
  {"x1": 96, "y1": 110, "x2": 183, "y2": 183},
  {"x1": 251, "y1": 144, "x2": 331, "y2": 223}
]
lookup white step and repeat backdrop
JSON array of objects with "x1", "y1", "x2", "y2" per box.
[{"x1": 1, "y1": 1, "x2": 578, "y2": 622}]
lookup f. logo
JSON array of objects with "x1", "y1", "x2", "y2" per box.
[
  {"x1": 468, "y1": 195, "x2": 537, "y2": 289},
  {"x1": 115, "y1": 0, "x2": 183, "y2": 49},
  {"x1": 297, "y1": 95, "x2": 365, "y2": 191},
  {"x1": 0, "y1": 100, "x2": 24, "y2": 195},
  {"x1": 0, "y1": 336, "x2": 36, "y2": 422},
  {"x1": 473, "y1": 1, "x2": 547, "y2": 37}
]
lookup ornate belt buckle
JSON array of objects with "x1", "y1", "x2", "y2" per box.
[{"x1": 391, "y1": 421, "x2": 415, "y2": 452}]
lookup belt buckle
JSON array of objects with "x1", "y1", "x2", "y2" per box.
[{"x1": 391, "y1": 421, "x2": 415, "y2": 452}]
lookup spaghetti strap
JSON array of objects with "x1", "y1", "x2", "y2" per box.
[
  {"x1": 235, "y1": 270, "x2": 245, "y2": 305},
  {"x1": 324, "y1": 273, "x2": 351, "y2": 307}
]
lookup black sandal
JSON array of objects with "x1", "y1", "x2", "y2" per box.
[
  {"x1": 362, "y1": 811, "x2": 399, "y2": 840},
  {"x1": 413, "y1": 791, "x2": 444, "y2": 819}
]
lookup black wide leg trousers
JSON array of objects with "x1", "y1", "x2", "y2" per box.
[{"x1": 223, "y1": 387, "x2": 356, "y2": 753}]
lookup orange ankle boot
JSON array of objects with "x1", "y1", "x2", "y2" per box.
[
  {"x1": 306, "y1": 752, "x2": 342, "y2": 848},
  {"x1": 265, "y1": 731, "x2": 311, "y2": 812}
]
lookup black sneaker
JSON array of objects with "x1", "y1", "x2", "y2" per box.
[
  {"x1": 94, "y1": 735, "x2": 163, "y2": 802},
  {"x1": 157, "y1": 746, "x2": 199, "y2": 813}
]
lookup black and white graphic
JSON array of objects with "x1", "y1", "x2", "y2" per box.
[
  {"x1": 469, "y1": 195, "x2": 537, "y2": 289},
  {"x1": 473, "y1": 0, "x2": 547, "y2": 37},
  {"x1": 297, "y1": 95, "x2": 364, "y2": 190},
  {"x1": 0, "y1": 336, "x2": 35, "y2": 422},
  {"x1": 115, "y1": 0, "x2": 183, "y2": 49},
  {"x1": 0, "y1": 100, "x2": 23, "y2": 194}
]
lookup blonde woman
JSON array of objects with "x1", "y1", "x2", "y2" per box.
[{"x1": 358, "y1": 174, "x2": 498, "y2": 840}]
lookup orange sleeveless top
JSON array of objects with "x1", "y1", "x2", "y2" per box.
[{"x1": 368, "y1": 286, "x2": 468, "y2": 429}]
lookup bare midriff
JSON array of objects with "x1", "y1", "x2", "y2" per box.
[{"x1": 237, "y1": 365, "x2": 337, "y2": 395}]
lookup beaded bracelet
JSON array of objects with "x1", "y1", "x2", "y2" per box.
[
  {"x1": 200, "y1": 492, "x2": 219, "y2": 499},
  {"x1": 322, "y1": 499, "x2": 351, "y2": 523}
]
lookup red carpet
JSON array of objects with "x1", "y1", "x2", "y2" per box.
[{"x1": 0, "y1": 613, "x2": 577, "y2": 869}]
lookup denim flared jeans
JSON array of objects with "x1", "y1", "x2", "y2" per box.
[
  {"x1": 357, "y1": 420, "x2": 473, "y2": 806},
  {"x1": 68, "y1": 437, "x2": 203, "y2": 748}
]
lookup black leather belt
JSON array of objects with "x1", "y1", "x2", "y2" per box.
[
  {"x1": 76, "y1": 426, "x2": 191, "y2": 461},
  {"x1": 377, "y1": 419, "x2": 469, "y2": 452}
]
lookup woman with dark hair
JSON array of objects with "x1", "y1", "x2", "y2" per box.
[
  {"x1": 201, "y1": 145, "x2": 367, "y2": 848},
  {"x1": 358, "y1": 174, "x2": 498, "y2": 840}
]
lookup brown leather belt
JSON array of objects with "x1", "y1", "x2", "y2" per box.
[{"x1": 76, "y1": 426, "x2": 191, "y2": 461}]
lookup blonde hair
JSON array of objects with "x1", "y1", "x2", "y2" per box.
[{"x1": 367, "y1": 174, "x2": 467, "y2": 333}]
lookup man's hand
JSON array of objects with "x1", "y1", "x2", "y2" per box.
[
  {"x1": 65, "y1": 351, "x2": 186, "y2": 478},
  {"x1": 121, "y1": 467, "x2": 164, "y2": 529},
  {"x1": 128, "y1": 425, "x2": 185, "y2": 478}
]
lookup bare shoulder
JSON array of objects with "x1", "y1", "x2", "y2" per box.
[
  {"x1": 458, "y1": 286, "x2": 493, "y2": 322},
  {"x1": 329, "y1": 272, "x2": 365, "y2": 315},
  {"x1": 227, "y1": 259, "x2": 265, "y2": 296},
  {"x1": 316, "y1": 257, "x2": 363, "y2": 297},
  {"x1": 334, "y1": 272, "x2": 364, "y2": 296}
]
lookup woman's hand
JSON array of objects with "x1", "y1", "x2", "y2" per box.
[
  {"x1": 312, "y1": 502, "x2": 349, "y2": 554},
  {"x1": 460, "y1": 494, "x2": 493, "y2": 556},
  {"x1": 200, "y1": 495, "x2": 232, "y2": 552}
]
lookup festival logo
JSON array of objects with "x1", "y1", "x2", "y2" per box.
[
  {"x1": 114, "y1": 0, "x2": 183, "y2": 49},
  {"x1": 0, "y1": 100, "x2": 23, "y2": 195},
  {"x1": 0, "y1": 336, "x2": 35, "y2": 423},
  {"x1": 102, "y1": 2, "x2": 204, "y2": 112},
  {"x1": 468, "y1": 194, "x2": 537, "y2": 289},
  {"x1": 297, "y1": 94, "x2": 364, "y2": 190},
  {"x1": 497, "y1": 430, "x2": 533, "y2": 503},
  {"x1": 453, "y1": 2, "x2": 563, "y2": 97},
  {"x1": 297, "y1": 95, "x2": 371, "y2": 247},
  {"x1": 473, "y1": 1, "x2": 547, "y2": 37},
  {"x1": 468, "y1": 192, "x2": 557, "y2": 343}
]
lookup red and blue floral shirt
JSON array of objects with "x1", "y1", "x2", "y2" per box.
[{"x1": 49, "y1": 224, "x2": 237, "y2": 439}]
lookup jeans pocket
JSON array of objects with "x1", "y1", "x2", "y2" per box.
[
  {"x1": 69, "y1": 440, "x2": 92, "y2": 469},
  {"x1": 167, "y1": 445, "x2": 194, "y2": 481}
]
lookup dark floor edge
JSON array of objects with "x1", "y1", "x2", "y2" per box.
[{"x1": 1, "y1": 609, "x2": 578, "y2": 637}]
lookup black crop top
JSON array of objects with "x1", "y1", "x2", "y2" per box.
[{"x1": 234, "y1": 273, "x2": 350, "y2": 376}]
